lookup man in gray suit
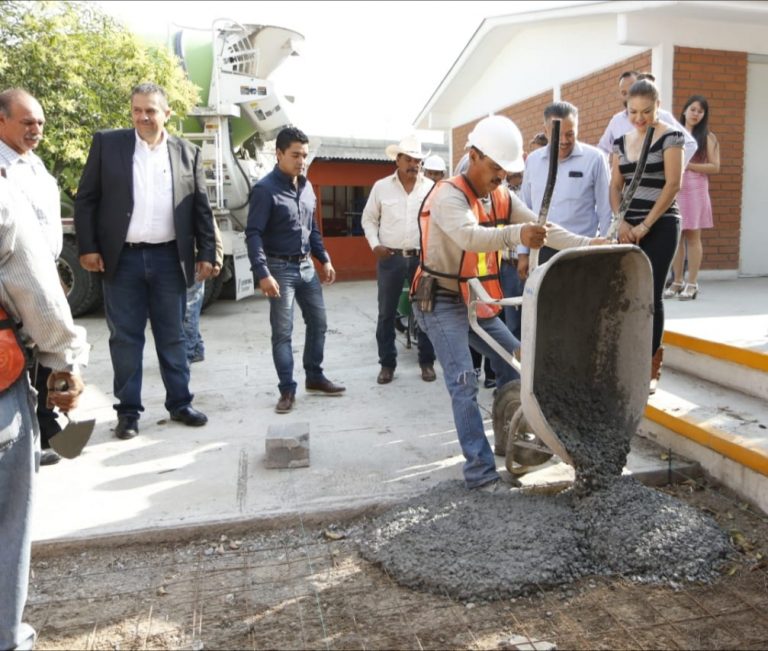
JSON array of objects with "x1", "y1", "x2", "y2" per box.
[{"x1": 75, "y1": 82, "x2": 215, "y2": 440}]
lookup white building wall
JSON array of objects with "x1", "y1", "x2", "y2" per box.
[
  {"x1": 740, "y1": 57, "x2": 768, "y2": 276},
  {"x1": 446, "y1": 15, "x2": 646, "y2": 127}
]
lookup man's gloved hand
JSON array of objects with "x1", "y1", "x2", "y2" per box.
[{"x1": 46, "y1": 371, "x2": 85, "y2": 413}]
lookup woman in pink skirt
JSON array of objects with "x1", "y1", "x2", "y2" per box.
[{"x1": 665, "y1": 95, "x2": 720, "y2": 300}]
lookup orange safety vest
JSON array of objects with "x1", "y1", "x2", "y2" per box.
[
  {"x1": 0, "y1": 305, "x2": 27, "y2": 392},
  {"x1": 412, "y1": 175, "x2": 510, "y2": 318}
]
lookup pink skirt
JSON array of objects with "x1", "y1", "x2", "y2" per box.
[{"x1": 677, "y1": 169, "x2": 713, "y2": 230}]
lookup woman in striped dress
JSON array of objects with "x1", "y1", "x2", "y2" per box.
[
  {"x1": 665, "y1": 95, "x2": 720, "y2": 301},
  {"x1": 610, "y1": 78, "x2": 684, "y2": 392}
]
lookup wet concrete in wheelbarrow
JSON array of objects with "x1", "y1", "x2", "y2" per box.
[{"x1": 358, "y1": 252, "x2": 732, "y2": 600}]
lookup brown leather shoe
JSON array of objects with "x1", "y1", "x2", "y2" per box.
[
  {"x1": 275, "y1": 392, "x2": 295, "y2": 413},
  {"x1": 305, "y1": 378, "x2": 345, "y2": 395},
  {"x1": 420, "y1": 364, "x2": 436, "y2": 382},
  {"x1": 377, "y1": 367, "x2": 394, "y2": 384}
]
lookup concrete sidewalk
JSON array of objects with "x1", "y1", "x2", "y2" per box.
[{"x1": 32, "y1": 276, "x2": 767, "y2": 544}]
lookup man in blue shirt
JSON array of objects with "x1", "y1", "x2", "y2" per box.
[
  {"x1": 246, "y1": 126, "x2": 345, "y2": 414},
  {"x1": 518, "y1": 101, "x2": 612, "y2": 277}
]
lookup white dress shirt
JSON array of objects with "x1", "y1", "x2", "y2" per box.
[
  {"x1": 598, "y1": 108, "x2": 697, "y2": 166},
  {"x1": 126, "y1": 130, "x2": 175, "y2": 244},
  {"x1": 0, "y1": 139, "x2": 62, "y2": 259},
  {"x1": 361, "y1": 171, "x2": 433, "y2": 250}
]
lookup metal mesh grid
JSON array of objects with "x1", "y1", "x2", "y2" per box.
[{"x1": 28, "y1": 467, "x2": 768, "y2": 650}]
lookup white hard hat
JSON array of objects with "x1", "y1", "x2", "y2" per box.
[
  {"x1": 423, "y1": 155, "x2": 446, "y2": 173},
  {"x1": 466, "y1": 115, "x2": 524, "y2": 173}
]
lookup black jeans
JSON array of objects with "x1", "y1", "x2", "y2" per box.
[{"x1": 628, "y1": 216, "x2": 680, "y2": 353}]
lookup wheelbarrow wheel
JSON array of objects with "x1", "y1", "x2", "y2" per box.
[
  {"x1": 492, "y1": 381, "x2": 553, "y2": 474},
  {"x1": 492, "y1": 381, "x2": 522, "y2": 456}
]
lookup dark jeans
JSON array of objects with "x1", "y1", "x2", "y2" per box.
[
  {"x1": 414, "y1": 300, "x2": 520, "y2": 488},
  {"x1": 267, "y1": 257, "x2": 328, "y2": 395},
  {"x1": 629, "y1": 216, "x2": 680, "y2": 353},
  {"x1": 376, "y1": 254, "x2": 435, "y2": 368},
  {"x1": 102, "y1": 246, "x2": 192, "y2": 417}
]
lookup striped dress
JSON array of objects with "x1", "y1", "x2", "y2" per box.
[
  {"x1": 613, "y1": 130, "x2": 686, "y2": 223},
  {"x1": 677, "y1": 149, "x2": 714, "y2": 230}
]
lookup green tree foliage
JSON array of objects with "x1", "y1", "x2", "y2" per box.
[{"x1": 0, "y1": 0, "x2": 199, "y2": 195}]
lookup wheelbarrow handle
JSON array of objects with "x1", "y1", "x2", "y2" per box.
[{"x1": 466, "y1": 278, "x2": 522, "y2": 374}]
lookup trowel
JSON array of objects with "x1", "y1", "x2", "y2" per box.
[{"x1": 48, "y1": 413, "x2": 95, "y2": 459}]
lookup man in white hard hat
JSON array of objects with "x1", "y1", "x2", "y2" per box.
[
  {"x1": 423, "y1": 154, "x2": 447, "y2": 183},
  {"x1": 361, "y1": 135, "x2": 436, "y2": 385},
  {"x1": 411, "y1": 115, "x2": 603, "y2": 492}
]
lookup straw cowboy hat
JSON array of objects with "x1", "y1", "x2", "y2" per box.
[{"x1": 385, "y1": 134, "x2": 426, "y2": 160}]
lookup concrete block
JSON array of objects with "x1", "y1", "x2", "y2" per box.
[{"x1": 265, "y1": 422, "x2": 310, "y2": 469}]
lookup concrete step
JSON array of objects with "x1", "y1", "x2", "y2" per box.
[{"x1": 641, "y1": 331, "x2": 768, "y2": 513}]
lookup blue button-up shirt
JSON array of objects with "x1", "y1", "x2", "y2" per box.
[
  {"x1": 246, "y1": 165, "x2": 329, "y2": 279},
  {"x1": 519, "y1": 141, "x2": 611, "y2": 254}
]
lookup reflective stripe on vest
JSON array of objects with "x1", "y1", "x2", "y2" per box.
[{"x1": 413, "y1": 175, "x2": 510, "y2": 318}]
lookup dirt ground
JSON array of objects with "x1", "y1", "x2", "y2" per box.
[{"x1": 28, "y1": 475, "x2": 768, "y2": 651}]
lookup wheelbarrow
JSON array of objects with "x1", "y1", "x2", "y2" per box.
[{"x1": 468, "y1": 244, "x2": 653, "y2": 476}]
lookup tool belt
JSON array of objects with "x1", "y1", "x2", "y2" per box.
[{"x1": 0, "y1": 305, "x2": 28, "y2": 392}]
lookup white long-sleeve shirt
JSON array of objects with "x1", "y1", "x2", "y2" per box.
[
  {"x1": 424, "y1": 182, "x2": 591, "y2": 293},
  {"x1": 361, "y1": 171, "x2": 433, "y2": 250},
  {"x1": 0, "y1": 139, "x2": 62, "y2": 260},
  {"x1": 0, "y1": 178, "x2": 88, "y2": 373}
]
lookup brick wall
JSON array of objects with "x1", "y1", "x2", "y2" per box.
[
  {"x1": 673, "y1": 47, "x2": 747, "y2": 271},
  {"x1": 451, "y1": 91, "x2": 552, "y2": 171},
  {"x1": 561, "y1": 51, "x2": 652, "y2": 147}
]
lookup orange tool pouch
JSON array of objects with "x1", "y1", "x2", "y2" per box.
[{"x1": 0, "y1": 305, "x2": 27, "y2": 392}]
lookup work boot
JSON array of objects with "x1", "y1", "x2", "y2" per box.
[
  {"x1": 420, "y1": 364, "x2": 436, "y2": 382},
  {"x1": 650, "y1": 346, "x2": 664, "y2": 394},
  {"x1": 305, "y1": 378, "x2": 346, "y2": 395},
  {"x1": 377, "y1": 367, "x2": 394, "y2": 384},
  {"x1": 275, "y1": 392, "x2": 296, "y2": 414}
]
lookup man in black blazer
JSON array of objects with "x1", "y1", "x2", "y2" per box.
[{"x1": 75, "y1": 82, "x2": 215, "y2": 439}]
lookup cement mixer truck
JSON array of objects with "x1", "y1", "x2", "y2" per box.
[{"x1": 58, "y1": 19, "x2": 305, "y2": 316}]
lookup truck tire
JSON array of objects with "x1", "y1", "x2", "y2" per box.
[
  {"x1": 202, "y1": 272, "x2": 224, "y2": 311},
  {"x1": 57, "y1": 238, "x2": 103, "y2": 317}
]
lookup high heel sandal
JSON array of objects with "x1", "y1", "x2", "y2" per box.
[
  {"x1": 663, "y1": 281, "x2": 684, "y2": 299},
  {"x1": 678, "y1": 283, "x2": 699, "y2": 301}
]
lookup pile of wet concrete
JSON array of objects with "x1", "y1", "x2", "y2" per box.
[
  {"x1": 359, "y1": 252, "x2": 732, "y2": 600},
  {"x1": 357, "y1": 477, "x2": 731, "y2": 601}
]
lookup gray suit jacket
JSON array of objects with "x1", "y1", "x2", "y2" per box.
[{"x1": 74, "y1": 128, "x2": 216, "y2": 286}]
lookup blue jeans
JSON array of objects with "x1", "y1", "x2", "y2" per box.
[
  {"x1": 183, "y1": 280, "x2": 205, "y2": 362},
  {"x1": 102, "y1": 246, "x2": 192, "y2": 417},
  {"x1": 413, "y1": 298, "x2": 520, "y2": 488},
  {"x1": 376, "y1": 254, "x2": 435, "y2": 368},
  {"x1": 267, "y1": 257, "x2": 328, "y2": 395},
  {"x1": 499, "y1": 258, "x2": 524, "y2": 341},
  {"x1": 0, "y1": 378, "x2": 38, "y2": 651}
]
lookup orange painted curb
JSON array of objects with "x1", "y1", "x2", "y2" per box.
[
  {"x1": 663, "y1": 330, "x2": 768, "y2": 373},
  {"x1": 645, "y1": 404, "x2": 768, "y2": 477}
]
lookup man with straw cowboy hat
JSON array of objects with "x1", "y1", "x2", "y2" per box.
[{"x1": 362, "y1": 134, "x2": 436, "y2": 385}]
